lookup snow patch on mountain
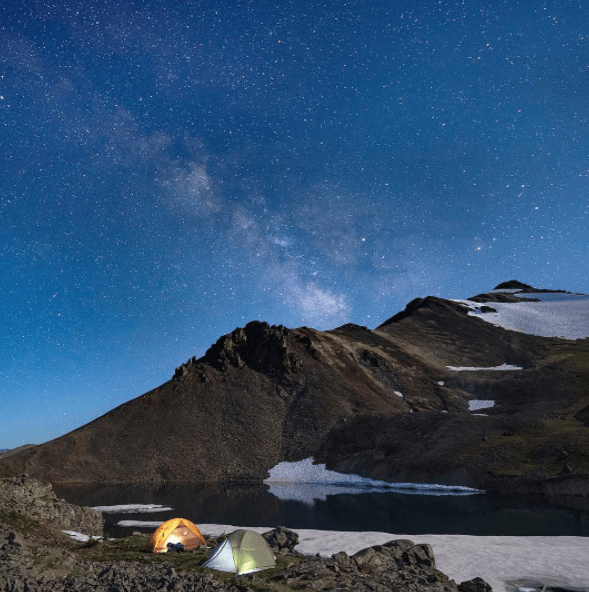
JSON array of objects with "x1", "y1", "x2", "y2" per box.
[
  {"x1": 454, "y1": 293, "x2": 589, "y2": 340},
  {"x1": 447, "y1": 364, "x2": 522, "y2": 371},
  {"x1": 468, "y1": 400, "x2": 495, "y2": 411},
  {"x1": 91, "y1": 504, "x2": 173, "y2": 513}
]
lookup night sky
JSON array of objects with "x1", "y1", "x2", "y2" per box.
[{"x1": 2, "y1": 0, "x2": 588, "y2": 449}]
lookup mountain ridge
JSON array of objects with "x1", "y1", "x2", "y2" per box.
[{"x1": 2, "y1": 281, "x2": 588, "y2": 496}]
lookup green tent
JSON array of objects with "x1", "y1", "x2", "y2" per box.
[{"x1": 202, "y1": 529, "x2": 275, "y2": 574}]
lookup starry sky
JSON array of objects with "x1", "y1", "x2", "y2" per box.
[{"x1": 1, "y1": 0, "x2": 588, "y2": 449}]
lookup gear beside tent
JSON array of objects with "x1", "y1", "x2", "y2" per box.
[
  {"x1": 148, "y1": 518, "x2": 206, "y2": 553},
  {"x1": 202, "y1": 529, "x2": 275, "y2": 574}
]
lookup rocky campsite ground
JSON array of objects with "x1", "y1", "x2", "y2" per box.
[{"x1": 0, "y1": 474, "x2": 490, "y2": 592}]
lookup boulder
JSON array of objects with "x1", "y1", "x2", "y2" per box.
[
  {"x1": 459, "y1": 576, "x2": 494, "y2": 592},
  {"x1": 262, "y1": 526, "x2": 300, "y2": 555}
]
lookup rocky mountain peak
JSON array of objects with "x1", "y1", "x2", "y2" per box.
[{"x1": 202, "y1": 320, "x2": 302, "y2": 374}]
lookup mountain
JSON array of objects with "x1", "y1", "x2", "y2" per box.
[
  {"x1": 0, "y1": 445, "x2": 37, "y2": 459},
  {"x1": 2, "y1": 282, "x2": 588, "y2": 495}
]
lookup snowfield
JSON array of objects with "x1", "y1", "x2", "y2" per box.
[
  {"x1": 447, "y1": 364, "x2": 523, "y2": 371},
  {"x1": 263, "y1": 457, "x2": 482, "y2": 497},
  {"x1": 456, "y1": 293, "x2": 589, "y2": 340},
  {"x1": 468, "y1": 400, "x2": 495, "y2": 411},
  {"x1": 91, "y1": 504, "x2": 172, "y2": 513}
]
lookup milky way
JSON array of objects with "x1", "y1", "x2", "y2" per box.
[{"x1": 1, "y1": 0, "x2": 588, "y2": 447}]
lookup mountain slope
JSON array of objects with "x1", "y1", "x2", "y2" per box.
[{"x1": 2, "y1": 283, "x2": 588, "y2": 494}]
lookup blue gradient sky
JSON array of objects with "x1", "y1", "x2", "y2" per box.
[{"x1": 1, "y1": 0, "x2": 588, "y2": 449}]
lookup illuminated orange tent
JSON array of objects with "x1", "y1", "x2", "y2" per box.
[{"x1": 148, "y1": 518, "x2": 206, "y2": 553}]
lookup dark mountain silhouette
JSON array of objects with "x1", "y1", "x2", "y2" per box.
[
  {"x1": 2, "y1": 283, "x2": 588, "y2": 495},
  {"x1": 494, "y1": 280, "x2": 535, "y2": 291}
]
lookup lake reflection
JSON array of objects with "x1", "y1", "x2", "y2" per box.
[{"x1": 53, "y1": 483, "x2": 589, "y2": 537}]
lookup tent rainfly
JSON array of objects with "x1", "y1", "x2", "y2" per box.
[
  {"x1": 202, "y1": 529, "x2": 275, "y2": 574},
  {"x1": 148, "y1": 518, "x2": 206, "y2": 553}
]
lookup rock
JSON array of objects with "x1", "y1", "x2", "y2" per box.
[
  {"x1": 459, "y1": 576, "x2": 493, "y2": 592},
  {"x1": 353, "y1": 545, "x2": 390, "y2": 568},
  {"x1": 0, "y1": 526, "x2": 25, "y2": 558},
  {"x1": 262, "y1": 526, "x2": 300, "y2": 555}
]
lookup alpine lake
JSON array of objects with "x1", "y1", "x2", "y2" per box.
[{"x1": 53, "y1": 482, "x2": 589, "y2": 538}]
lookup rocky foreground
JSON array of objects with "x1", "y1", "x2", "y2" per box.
[{"x1": 0, "y1": 475, "x2": 492, "y2": 592}]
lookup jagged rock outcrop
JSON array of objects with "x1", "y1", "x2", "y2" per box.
[
  {"x1": 202, "y1": 322, "x2": 303, "y2": 374},
  {"x1": 272, "y1": 538, "x2": 470, "y2": 592},
  {"x1": 0, "y1": 474, "x2": 103, "y2": 536},
  {"x1": 1, "y1": 283, "x2": 588, "y2": 494}
]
